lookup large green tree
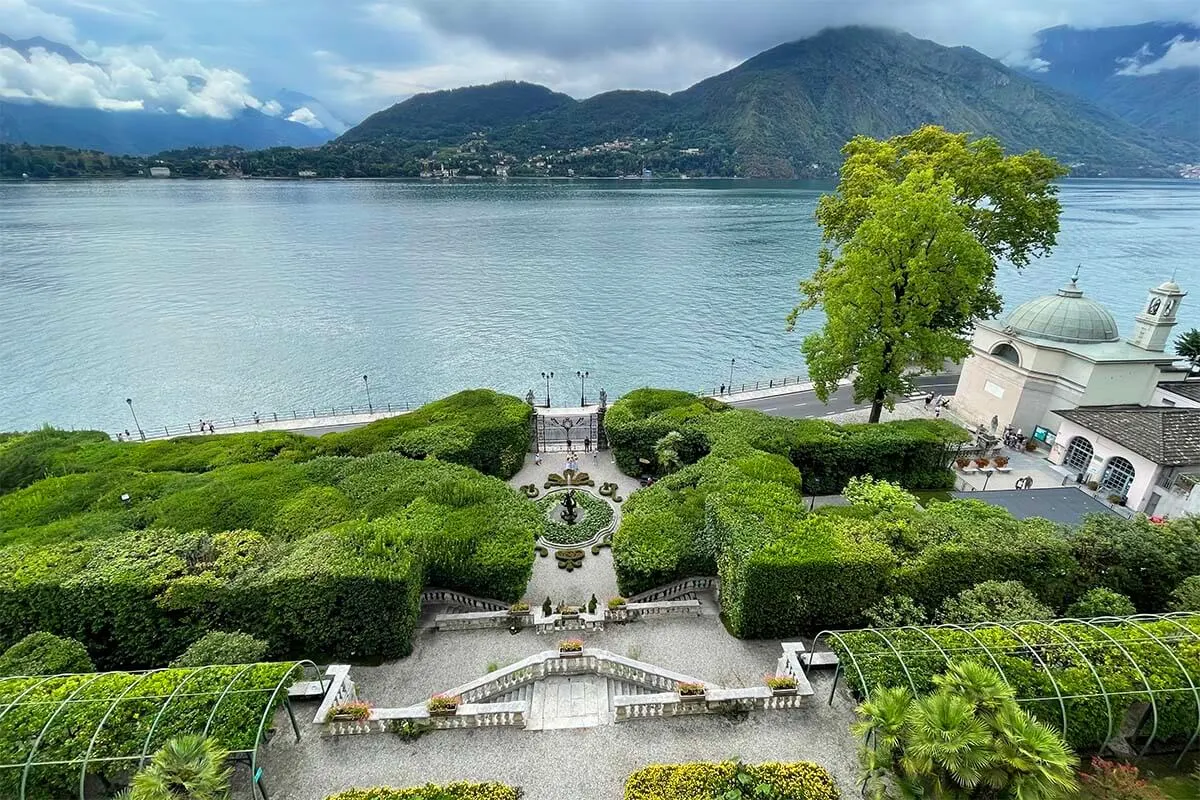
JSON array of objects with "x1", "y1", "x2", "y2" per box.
[
  {"x1": 789, "y1": 126, "x2": 1067, "y2": 422},
  {"x1": 1175, "y1": 328, "x2": 1200, "y2": 378},
  {"x1": 856, "y1": 661, "x2": 1079, "y2": 800}
]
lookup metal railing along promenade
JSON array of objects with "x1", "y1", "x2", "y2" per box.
[
  {"x1": 127, "y1": 399, "x2": 427, "y2": 441},
  {"x1": 698, "y1": 374, "x2": 809, "y2": 398}
]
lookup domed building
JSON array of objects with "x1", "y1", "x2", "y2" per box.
[{"x1": 955, "y1": 273, "x2": 1190, "y2": 446}]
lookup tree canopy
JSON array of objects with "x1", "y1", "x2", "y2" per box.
[{"x1": 790, "y1": 126, "x2": 1068, "y2": 422}]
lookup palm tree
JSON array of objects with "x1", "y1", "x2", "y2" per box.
[
  {"x1": 127, "y1": 735, "x2": 232, "y2": 800},
  {"x1": 853, "y1": 662, "x2": 1079, "y2": 800},
  {"x1": 653, "y1": 431, "x2": 683, "y2": 474},
  {"x1": 1176, "y1": 328, "x2": 1200, "y2": 379}
]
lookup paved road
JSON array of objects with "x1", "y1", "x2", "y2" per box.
[{"x1": 728, "y1": 374, "x2": 960, "y2": 418}]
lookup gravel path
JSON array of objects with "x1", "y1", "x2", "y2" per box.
[{"x1": 249, "y1": 672, "x2": 861, "y2": 800}]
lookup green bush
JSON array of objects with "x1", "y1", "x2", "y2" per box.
[
  {"x1": 314, "y1": 389, "x2": 531, "y2": 478},
  {"x1": 623, "y1": 761, "x2": 840, "y2": 800},
  {"x1": 718, "y1": 504, "x2": 896, "y2": 637},
  {"x1": 936, "y1": 580, "x2": 1054, "y2": 624},
  {"x1": 891, "y1": 501, "x2": 1077, "y2": 611},
  {"x1": 843, "y1": 475, "x2": 918, "y2": 512},
  {"x1": 0, "y1": 428, "x2": 110, "y2": 494},
  {"x1": 1068, "y1": 515, "x2": 1200, "y2": 612},
  {"x1": 0, "y1": 662, "x2": 299, "y2": 799},
  {"x1": 0, "y1": 632, "x2": 93, "y2": 676},
  {"x1": 1066, "y1": 588, "x2": 1137, "y2": 619},
  {"x1": 830, "y1": 616, "x2": 1200, "y2": 750},
  {"x1": 324, "y1": 784, "x2": 521, "y2": 800},
  {"x1": 1171, "y1": 576, "x2": 1200, "y2": 612},
  {"x1": 863, "y1": 595, "x2": 927, "y2": 628},
  {"x1": 171, "y1": 631, "x2": 270, "y2": 667}
]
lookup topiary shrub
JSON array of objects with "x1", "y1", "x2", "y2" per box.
[
  {"x1": 936, "y1": 580, "x2": 1053, "y2": 624},
  {"x1": 1065, "y1": 587, "x2": 1137, "y2": 619},
  {"x1": 623, "y1": 761, "x2": 839, "y2": 800},
  {"x1": 171, "y1": 631, "x2": 270, "y2": 667},
  {"x1": 0, "y1": 631, "x2": 93, "y2": 676},
  {"x1": 843, "y1": 475, "x2": 919, "y2": 513}
]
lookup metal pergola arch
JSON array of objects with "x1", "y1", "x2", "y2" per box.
[
  {"x1": 808, "y1": 612, "x2": 1200, "y2": 763},
  {"x1": 0, "y1": 660, "x2": 324, "y2": 800}
]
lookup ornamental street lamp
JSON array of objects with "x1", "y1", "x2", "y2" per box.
[
  {"x1": 541, "y1": 371, "x2": 554, "y2": 409},
  {"x1": 728, "y1": 358, "x2": 736, "y2": 391},
  {"x1": 576, "y1": 370, "x2": 589, "y2": 407},
  {"x1": 362, "y1": 374, "x2": 373, "y2": 413},
  {"x1": 125, "y1": 398, "x2": 145, "y2": 442}
]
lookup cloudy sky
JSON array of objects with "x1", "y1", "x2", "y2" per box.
[{"x1": 2, "y1": 0, "x2": 1199, "y2": 125}]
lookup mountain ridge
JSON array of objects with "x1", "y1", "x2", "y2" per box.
[{"x1": 340, "y1": 26, "x2": 1194, "y2": 178}]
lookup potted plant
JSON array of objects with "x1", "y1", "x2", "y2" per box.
[
  {"x1": 607, "y1": 597, "x2": 628, "y2": 609},
  {"x1": 1108, "y1": 493, "x2": 1127, "y2": 506},
  {"x1": 677, "y1": 681, "x2": 706, "y2": 701},
  {"x1": 974, "y1": 457, "x2": 991, "y2": 470},
  {"x1": 326, "y1": 700, "x2": 372, "y2": 722},
  {"x1": 558, "y1": 603, "x2": 581, "y2": 619},
  {"x1": 426, "y1": 694, "x2": 461, "y2": 717},
  {"x1": 764, "y1": 675, "x2": 798, "y2": 696},
  {"x1": 1024, "y1": 440, "x2": 1038, "y2": 452},
  {"x1": 559, "y1": 639, "x2": 583, "y2": 658},
  {"x1": 508, "y1": 601, "x2": 530, "y2": 615},
  {"x1": 955, "y1": 458, "x2": 971, "y2": 470},
  {"x1": 993, "y1": 456, "x2": 1009, "y2": 469},
  {"x1": 1086, "y1": 480, "x2": 1099, "y2": 491}
]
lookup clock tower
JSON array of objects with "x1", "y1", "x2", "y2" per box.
[{"x1": 1129, "y1": 279, "x2": 1187, "y2": 353}]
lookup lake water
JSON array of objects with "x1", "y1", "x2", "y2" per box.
[{"x1": 1, "y1": 178, "x2": 1197, "y2": 433}]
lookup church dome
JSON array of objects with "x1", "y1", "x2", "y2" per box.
[{"x1": 1003, "y1": 278, "x2": 1120, "y2": 344}]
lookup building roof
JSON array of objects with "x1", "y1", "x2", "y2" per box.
[
  {"x1": 1004, "y1": 278, "x2": 1120, "y2": 344},
  {"x1": 1055, "y1": 405, "x2": 1200, "y2": 466},
  {"x1": 1160, "y1": 381, "x2": 1200, "y2": 403},
  {"x1": 948, "y1": 488, "x2": 1118, "y2": 525}
]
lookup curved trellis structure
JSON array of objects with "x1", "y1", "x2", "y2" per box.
[
  {"x1": 0, "y1": 660, "x2": 323, "y2": 800},
  {"x1": 810, "y1": 613, "x2": 1200, "y2": 762}
]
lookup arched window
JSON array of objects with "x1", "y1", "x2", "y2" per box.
[
  {"x1": 1101, "y1": 456, "x2": 1136, "y2": 497},
  {"x1": 1063, "y1": 437, "x2": 1094, "y2": 473},
  {"x1": 990, "y1": 342, "x2": 1021, "y2": 366}
]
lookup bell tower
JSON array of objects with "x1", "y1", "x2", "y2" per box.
[{"x1": 1129, "y1": 279, "x2": 1187, "y2": 352}]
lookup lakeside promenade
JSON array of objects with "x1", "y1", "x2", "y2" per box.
[{"x1": 132, "y1": 369, "x2": 962, "y2": 441}]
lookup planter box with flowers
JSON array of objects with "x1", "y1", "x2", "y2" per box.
[
  {"x1": 326, "y1": 700, "x2": 372, "y2": 723},
  {"x1": 993, "y1": 456, "x2": 1011, "y2": 473},
  {"x1": 559, "y1": 639, "x2": 584, "y2": 658},
  {"x1": 974, "y1": 458, "x2": 991, "y2": 471},
  {"x1": 764, "y1": 675, "x2": 799, "y2": 696},
  {"x1": 558, "y1": 604, "x2": 582, "y2": 619},
  {"x1": 955, "y1": 458, "x2": 972, "y2": 472},
  {"x1": 427, "y1": 694, "x2": 461, "y2": 717},
  {"x1": 508, "y1": 601, "x2": 530, "y2": 616},
  {"x1": 677, "y1": 681, "x2": 707, "y2": 701}
]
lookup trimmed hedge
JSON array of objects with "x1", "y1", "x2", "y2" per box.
[
  {"x1": 0, "y1": 662, "x2": 299, "y2": 799},
  {"x1": 314, "y1": 389, "x2": 532, "y2": 478},
  {"x1": 830, "y1": 616, "x2": 1200, "y2": 750},
  {"x1": 624, "y1": 761, "x2": 840, "y2": 800},
  {"x1": 605, "y1": 388, "x2": 964, "y2": 492},
  {"x1": 324, "y1": 785, "x2": 520, "y2": 800},
  {"x1": 713, "y1": 489, "x2": 895, "y2": 637},
  {"x1": 0, "y1": 632, "x2": 94, "y2": 676},
  {"x1": 536, "y1": 490, "x2": 614, "y2": 545}
]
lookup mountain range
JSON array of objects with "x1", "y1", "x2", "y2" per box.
[
  {"x1": 0, "y1": 33, "x2": 345, "y2": 154},
  {"x1": 341, "y1": 26, "x2": 1197, "y2": 178}
]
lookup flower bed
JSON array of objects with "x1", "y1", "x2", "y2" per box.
[
  {"x1": 326, "y1": 700, "x2": 372, "y2": 721},
  {"x1": 325, "y1": 783, "x2": 520, "y2": 800},
  {"x1": 535, "y1": 490, "x2": 615, "y2": 546},
  {"x1": 624, "y1": 761, "x2": 839, "y2": 800}
]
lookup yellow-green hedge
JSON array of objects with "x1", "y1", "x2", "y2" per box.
[
  {"x1": 324, "y1": 783, "x2": 520, "y2": 800},
  {"x1": 624, "y1": 761, "x2": 839, "y2": 800}
]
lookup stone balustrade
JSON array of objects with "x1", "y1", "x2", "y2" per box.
[
  {"x1": 310, "y1": 664, "x2": 355, "y2": 725},
  {"x1": 628, "y1": 576, "x2": 719, "y2": 603},
  {"x1": 435, "y1": 609, "x2": 533, "y2": 630},
  {"x1": 613, "y1": 686, "x2": 808, "y2": 722},
  {"x1": 533, "y1": 611, "x2": 606, "y2": 633},
  {"x1": 606, "y1": 599, "x2": 702, "y2": 623},
  {"x1": 420, "y1": 588, "x2": 508, "y2": 612}
]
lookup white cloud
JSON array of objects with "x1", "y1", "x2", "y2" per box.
[
  {"x1": 0, "y1": 0, "x2": 76, "y2": 41},
  {"x1": 0, "y1": 41, "x2": 283, "y2": 118},
  {"x1": 1116, "y1": 35, "x2": 1200, "y2": 75},
  {"x1": 286, "y1": 105, "x2": 325, "y2": 128}
]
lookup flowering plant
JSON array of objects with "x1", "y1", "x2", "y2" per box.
[
  {"x1": 677, "y1": 681, "x2": 706, "y2": 696},
  {"x1": 764, "y1": 674, "x2": 798, "y2": 690},
  {"x1": 326, "y1": 700, "x2": 372, "y2": 721},
  {"x1": 559, "y1": 639, "x2": 583, "y2": 652},
  {"x1": 426, "y1": 694, "x2": 461, "y2": 713}
]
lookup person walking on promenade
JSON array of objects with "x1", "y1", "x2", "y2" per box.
[
  {"x1": 720, "y1": 384, "x2": 726, "y2": 395},
  {"x1": 925, "y1": 392, "x2": 934, "y2": 410},
  {"x1": 584, "y1": 437, "x2": 591, "y2": 453}
]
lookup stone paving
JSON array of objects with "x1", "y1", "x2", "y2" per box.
[{"x1": 249, "y1": 670, "x2": 861, "y2": 800}]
